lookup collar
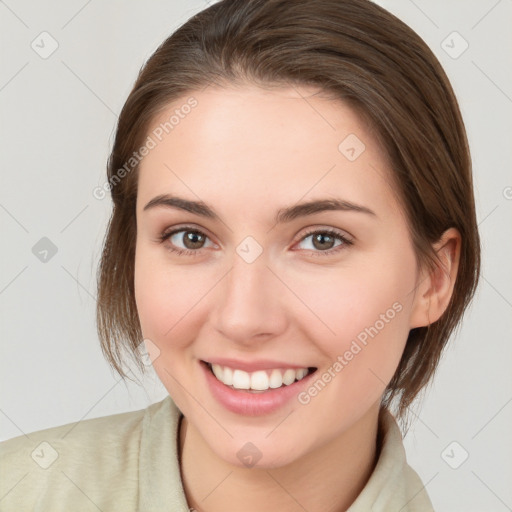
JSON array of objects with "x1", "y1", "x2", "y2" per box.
[{"x1": 138, "y1": 396, "x2": 433, "y2": 511}]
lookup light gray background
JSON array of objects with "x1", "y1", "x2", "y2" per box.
[{"x1": 1, "y1": 1, "x2": 511, "y2": 510}]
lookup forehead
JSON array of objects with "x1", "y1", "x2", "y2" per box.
[{"x1": 136, "y1": 85, "x2": 402, "y2": 221}]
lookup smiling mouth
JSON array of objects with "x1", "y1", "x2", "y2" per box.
[{"x1": 202, "y1": 361, "x2": 317, "y2": 393}]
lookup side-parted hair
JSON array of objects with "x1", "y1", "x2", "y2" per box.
[{"x1": 96, "y1": 0, "x2": 480, "y2": 419}]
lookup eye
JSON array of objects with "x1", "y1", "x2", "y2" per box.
[
  {"x1": 159, "y1": 226, "x2": 353, "y2": 257},
  {"x1": 159, "y1": 226, "x2": 215, "y2": 256},
  {"x1": 295, "y1": 228, "x2": 352, "y2": 256}
]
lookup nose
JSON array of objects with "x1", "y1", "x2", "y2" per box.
[{"x1": 211, "y1": 253, "x2": 288, "y2": 347}]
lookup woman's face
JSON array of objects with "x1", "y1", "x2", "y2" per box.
[{"x1": 134, "y1": 84, "x2": 424, "y2": 468}]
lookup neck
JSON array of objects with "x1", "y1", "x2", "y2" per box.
[{"x1": 179, "y1": 404, "x2": 382, "y2": 512}]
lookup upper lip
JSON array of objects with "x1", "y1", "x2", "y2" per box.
[{"x1": 202, "y1": 358, "x2": 315, "y2": 372}]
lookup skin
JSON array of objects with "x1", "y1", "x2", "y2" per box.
[{"x1": 134, "y1": 84, "x2": 460, "y2": 512}]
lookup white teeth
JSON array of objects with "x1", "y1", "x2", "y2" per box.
[
  {"x1": 282, "y1": 369, "x2": 296, "y2": 385},
  {"x1": 269, "y1": 369, "x2": 283, "y2": 388},
  {"x1": 232, "y1": 369, "x2": 251, "y2": 390},
  {"x1": 209, "y1": 363, "x2": 311, "y2": 391},
  {"x1": 296, "y1": 368, "x2": 307, "y2": 380},
  {"x1": 212, "y1": 364, "x2": 223, "y2": 380},
  {"x1": 250, "y1": 370, "x2": 269, "y2": 390},
  {"x1": 223, "y1": 366, "x2": 233, "y2": 386}
]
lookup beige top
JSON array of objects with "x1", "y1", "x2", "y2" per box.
[{"x1": 0, "y1": 395, "x2": 434, "y2": 511}]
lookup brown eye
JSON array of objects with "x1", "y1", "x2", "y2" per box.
[
  {"x1": 296, "y1": 229, "x2": 353, "y2": 255},
  {"x1": 311, "y1": 232, "x2": 337, "y2": 250},
  {"x1": 179, "y1": 230, "x2": 206, "y2": 250},
  {"x1": 160, "y1": 227, "x2": 215, "y2": 255}
]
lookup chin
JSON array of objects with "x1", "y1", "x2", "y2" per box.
[{"x1": 207, "y1": 432, "x2": 309, "y2": 471}]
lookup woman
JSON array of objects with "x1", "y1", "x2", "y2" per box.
[{"x1": 0, "y1": 0, "x2": 480, "y2": 510}]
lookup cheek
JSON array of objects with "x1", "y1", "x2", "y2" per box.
[
  {"x1": 133, "y1": 248, "x2": 210, "y2": 405},
  {"x1": 294, "y1": 263, "x2": 414, "y2": 345},
  {"x1": 289, "y1": 249, "x2": 417, "y2": 393},
  {"x1": 289, "y1": 286, "x2": 410, "y2": 423},
  {"x1": 134, "y1": 246, "x2": 207, "y2": 345}
]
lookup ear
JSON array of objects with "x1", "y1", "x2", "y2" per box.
[{"x1": 409, "y1": 227, "x2": 461, "y2": 328}]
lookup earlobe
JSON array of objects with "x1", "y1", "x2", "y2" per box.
[{"x1": 409, "y1": 228, "x2": 461, "y2": 329}]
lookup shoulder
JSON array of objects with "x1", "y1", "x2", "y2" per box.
[
  {"x1": 348, "y1": 407, "x2": 435, "y2": 512},
  {"x1": 0, "y1": 401, "x2": 149, "y2": 468},
  {"x1": 0, "y1": 396, "x2": 176, "y2": 512},
  {"x1": 1, "y1": 401, "x2": 148, "y2": 453}
]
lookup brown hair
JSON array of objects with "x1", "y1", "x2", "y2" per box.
[{"x1": 96, "y1": 0, "x2": 480, "y2": 419}]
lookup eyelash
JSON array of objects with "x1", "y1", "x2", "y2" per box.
[{"x1": 159, "y1": 226, "x2": 353, "y2": 257}]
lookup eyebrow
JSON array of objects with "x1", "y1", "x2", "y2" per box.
[{"x1": 143, "y1": 194, "x2": 376, "y2": 223}]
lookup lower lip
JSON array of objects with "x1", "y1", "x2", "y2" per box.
[{"x1": 200, "y1": 361, "x2": 316, "y2": 416}]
